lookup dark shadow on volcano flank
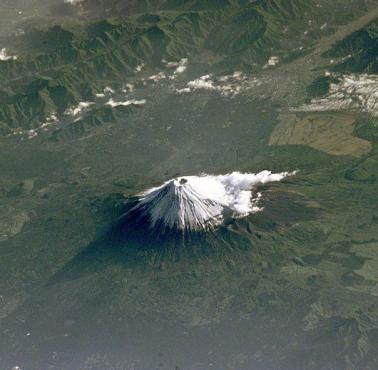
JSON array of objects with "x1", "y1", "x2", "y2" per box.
[
  {"x1": 48, "y1": 188, "x2": 320, "y2": 285},
  {"x1": 47, "y1": 196, "x2": 249, "y2": 285}
]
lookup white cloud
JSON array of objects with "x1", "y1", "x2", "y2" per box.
[
  {"x1": 175, "y1": 72, "x2": 261, "y2": 97},
  {"x1": 64, "y1": 0, "x2": 84, "y2": 4},
  {"x1": 40, "y1": 114, "x2": 58, "y2": 129},
  {"x1": 27, "y1": 129, "x2": 38, "y2": 140},
  {"x1": 297, "y1": 73, "x2": 378, "y2": 116},
  {"x1": 165, "y1": 58, "x2": 188, "y2": 77},
  {"x1": 64, "y1": 101, "x2": 94, "y2": 117},
  {"x1": 129, "y1": 171, "x2": 297, "y2": 232},
  {"x1": 148, "y1": 72, "x2": 167, "y2": 82},
  {"x1": 105, "y1": 98, "x2": 146, "y2": 107},
  {"x1": 103, "y1": 86, "x2": 115, "y2": 94},
  {"x1": 187, "y1": 74, "x2": 216, "y2": 90},
  {"x1": 0, "y1": 48, "x2": 17, "y2": 61},
  {"x1": 143, "y1": 59, "x2": 189, "y2": 85},
  {"x1": 264, "y1": 56, "x2": 279, "y2": 68},
  {"x1": 124, "y1": 83, "x2": 135, "y2": 92},
  {"x1": 175, "y1": 87, "x2": 191, "y2": 94},
  {"x1": 135, "y1": 64, "x2": 144, "y2": 73}
]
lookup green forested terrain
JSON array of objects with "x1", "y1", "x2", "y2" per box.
[
  {"x1": 1, "y1": 1, "x2": 378, "y2": 370},
  {"x1": 324, "y1": 19, "x2": 378, "y2": 73},
  {"x1": 0, "y1": 0, "x2": 373, "y2": 133}
]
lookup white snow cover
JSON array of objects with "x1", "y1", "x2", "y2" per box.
[
  {"x1": 298, "y1": 73, "x2": 378, "y2": 116},
  {"x1": 129, "y1": 171, "x2": 296, "y2": 232}
]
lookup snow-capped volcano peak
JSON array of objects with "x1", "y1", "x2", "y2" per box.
[
  {"x1": 127, "y1": 171, "x2": 296, "y2": 233},
  {"x1": 134, "y1": 176, "x2": 227, "y2": 231}
]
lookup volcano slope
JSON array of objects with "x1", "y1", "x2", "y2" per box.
[{"x1": 1, "y1": 1, "x2": 378, "y2": 370}]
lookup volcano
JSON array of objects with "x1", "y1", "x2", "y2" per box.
[{"x1": 124, "y1": 171, "x2": 296, "y2": 233}]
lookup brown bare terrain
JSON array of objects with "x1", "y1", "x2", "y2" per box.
[{"x1": 269, "y1": 113, "x2": 372, "y2": 157}]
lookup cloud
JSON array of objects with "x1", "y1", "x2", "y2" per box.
[
  {"x1": 166, "y1": 58, "x2": 188, "y2": 76},
  {"x1": 297, "y1": 73, "x2": 378, "y2": 116},
  {"x1": 148, "y1": 72, "x2": 167, "y2": 82},
  {"x1": 130, "y1": 171, "x2": 297, "y2": 232},
  {"x1": 135, "y1": 64, "x2": 144, "y2": 73},
  {"x1": 8, "y1": 113, "x2": 59, "y2": 139},
  {"x1": 0, "y1": 48, "x2": 17, "y2": 61},
  {"x1": 264, "y1": 56, "x2": 280, "y2": 68},
  {"x1": 64, "y1": 0, "x2": 84, "y2": 4},
  {"x1": 175, "y1": 72, "x2": 262, "y2": 97},
  {"x1": 64, "y1": 102, "x2": 95, "y2": 117},
  {"x1": 105, "y1": 98, "x2": 146, "y2": 107},
  {"x1": 27, "y1": 129, "x2": 38, "y2": 140},
  {"x1": 103, "y1": 86, "x2": 115, "y2": 94}
]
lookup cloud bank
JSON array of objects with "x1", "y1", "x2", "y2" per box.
[
  {"x1": 129, "y1": 171, "x2": 296, "y2": 232},
  {"x1": 298, "y1": 73, "x2": 378, "y2": 116}
]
